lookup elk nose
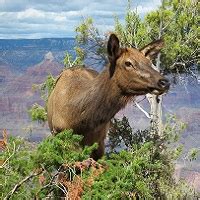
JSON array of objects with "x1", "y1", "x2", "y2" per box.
[{"x1": 158, "y1": 78, "x2": 170, "y2": 89}]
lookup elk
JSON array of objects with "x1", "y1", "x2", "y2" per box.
[{"x1": 47, "y1": 34, "x2": 170, "y2": 160}]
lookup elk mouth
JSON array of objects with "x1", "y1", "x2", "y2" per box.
[
  {"x1": 148, "y1": 79, "x2": 170, "y2": 95},
  {"x1": 148, "y1": 88, "x2": 167, "y2": 95},
  {"x1": 124, "y1": 87, "x2": 169, "y2": 96}
]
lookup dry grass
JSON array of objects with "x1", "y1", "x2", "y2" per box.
[{"x1": 58, "y1": 158, "x2": 107, "y2": 199}]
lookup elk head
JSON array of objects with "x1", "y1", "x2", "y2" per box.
[{"x1": 107, "y1": 34, "x2": 170, "y2": 95}]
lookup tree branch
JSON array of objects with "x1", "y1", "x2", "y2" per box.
[
  {"x1": 35, "y1": 166, "x2": 63, "y2": 198},
  {"x1": 169, "y1": 61, "x2": 186, "y2": 69},
  {"x1": 135, "y1": 102, "x2": 151, "y2": 119},
  {"x1": 4, "y1": 170, "x2": 43, "y2": 200}
]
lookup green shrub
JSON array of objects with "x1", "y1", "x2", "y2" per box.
[
  {"x1": 82, "y1": 116, "x2": 194, "y2": 199},
  {"x1": 0, "y1": 130, "x2": 97, "y2": 199},
  {"x1": 32, "y1": 130, "x2": 97, "y2": 170}
]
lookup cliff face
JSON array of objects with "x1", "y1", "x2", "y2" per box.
[
  {"x1": 0, "y1": 63, "x2": 13, "y2": 83},
  {"x1": 0, "y1": 51, "x2": 62, "y2": 140},
  {"x1": 0, "y1": 38, "x2": 75, "y2": 140}
]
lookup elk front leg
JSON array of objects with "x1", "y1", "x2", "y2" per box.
[{"x1": 91, "y1": 140, "x2": 105, "y2": 161}]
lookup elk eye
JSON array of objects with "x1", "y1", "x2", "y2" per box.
[{"x1": 125, "y1": 61, "x2": 132, "y2": 67}]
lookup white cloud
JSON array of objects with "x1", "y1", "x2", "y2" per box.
[
  {"x1": 17, "y1": 8, "x2": 45, "y2": 19},
  {"x1": 54, "y1": 15, "x2": 66, "y2": 22},
  {"x1": 0, "y1": 0, "x2": 161, "y2": 39}
]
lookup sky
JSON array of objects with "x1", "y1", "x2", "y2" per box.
[{"x1": 0, "y1": 0, "x2": 161, "y2": 39}]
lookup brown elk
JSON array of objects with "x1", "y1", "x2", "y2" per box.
[{"x1": 47, "y1": 34, "x2": 170, "y2": 160}]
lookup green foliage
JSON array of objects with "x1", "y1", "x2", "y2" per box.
[
  {"x1": 66, "y1": 17, "x2": 104, "y2": 68},
  {"x1": 75, "y1": 17, "x2": 107, "y2": 66},
  {"x1": 63, "y1": 47, "x2": 85, "y2": 68},
  {"x1": 28, "y1": 103, "x2": 47, "y2": 123},
  {"x1": 32, "y1": 74, "x2": 56, "y2": 102},
  {"x1": 29, "y1": 74, "x2": 56, "y2": 122},
  {"x1": 0, "y1": 130, "x2": 97, "y2": 199},
  {"x1": 33, "y1": 130, "x2": 97, "y2": 170},
  {"x1": 163, "y1": 114, "x2": 186, "y2": 143},
  {"x1": 40, "y1": 74, "x2": 56, "y2": 101},
  {"x1": 1, "y1": 119, "x2": 196, "y2": 199},
  {"x1": 114, "y1": 4, "x2": 150, "y2": 48},
  {"x1": 109, "y1": 116, "x2": 133, "y2": 152},
  {"x1": 75, "y1": 17, "x2": 96, "y2": 45},
  {"x1": 187, "y1": 148, "x2": 200, "y2": 161},
  {"x1": 0, "y1": 136, "x2": 37, "y2": 199},
  {"x1": 83, "y1": 116, "x2": 194, "y2": 199},
  {"x1": 145, "y1": 0, "x2": 198, "y2": 70},
  {"x1": 83, "y1": 143, "x2": 191, "y2": 199}
]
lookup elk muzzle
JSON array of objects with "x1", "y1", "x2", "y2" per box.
[{"x1": 149, "y1": 78, "x2": 170, "y2": 95}]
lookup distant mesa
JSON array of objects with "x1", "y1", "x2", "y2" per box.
[
  {"x1": 26, "y1": 52, "x2": 62, "y2": 78},
  {"x1": 44, "y1": 51, "x2": 54, "y2": 61}
]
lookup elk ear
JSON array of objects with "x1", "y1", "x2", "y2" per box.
[
  {"x1": 107, "y1": 34, "x2": 121, "y2": 77},
  {"x1": 140, "y1": 39, "x2": 164, "y2": 60}
]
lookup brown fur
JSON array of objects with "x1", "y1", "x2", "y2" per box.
[{"x1": 47, "y1": 34, "x2": 170, "y2": 160}]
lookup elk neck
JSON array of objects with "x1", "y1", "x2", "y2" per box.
[{"x1": 78, "y1": 67, "x2": 134, "y2": 127}]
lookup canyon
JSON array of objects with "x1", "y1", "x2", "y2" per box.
[{"x1": 0, "y1": 38, "x2": 199, "y2": 191}]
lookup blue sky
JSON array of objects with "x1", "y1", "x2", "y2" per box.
[{"x1": 0, "y1": 0, "x2": 161, "y2": 39}]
